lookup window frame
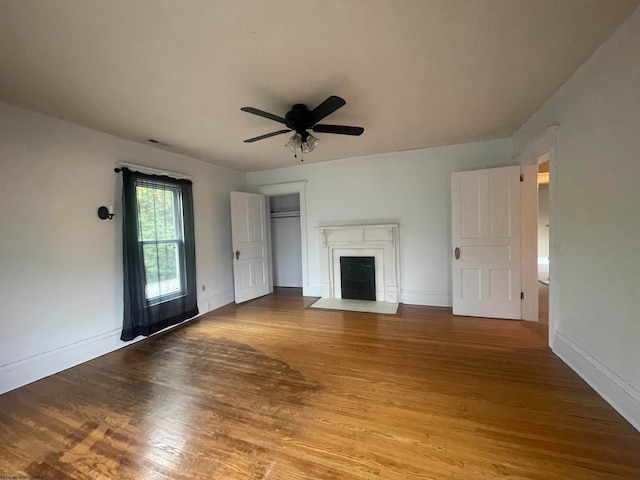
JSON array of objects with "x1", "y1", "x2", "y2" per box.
[{"x1": 135, "y1": 180, "x2": 187, "y2": 305}]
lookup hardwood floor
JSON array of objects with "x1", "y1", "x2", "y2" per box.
[{"x1": 1, "y1": 288, "x2": 638, "y2": 479}]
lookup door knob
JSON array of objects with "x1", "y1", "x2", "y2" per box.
[
  {"x1": 235, "y1": 250, "x2": 240, "y2": 260},
  {"x1": 454, "y1": 247, "x2": 461, "y2": 260}
]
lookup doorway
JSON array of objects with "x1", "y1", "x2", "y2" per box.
[
  {"x1": 517, "y1": 126, "x2": 558, "y2": 344},
  {"x1": 269, "y1": 194, "x2": 302, "y2": 289},
  {"x1": 256, "y1": 181, "x2": 309, "y2": 296},
  {"x1": 538, "y1": 159, "x2": 550, "y2": 285},
  {"x1": 537, "y1": 157, "x2": 550, "y2": 323}
]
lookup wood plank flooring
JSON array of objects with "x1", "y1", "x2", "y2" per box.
[{"x1": 1, "y1": 288, "x2": 638, "y2": 479}]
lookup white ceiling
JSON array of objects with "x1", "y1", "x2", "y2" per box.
[{"x1": 0, "y1": 1, "x2": 637, "y2": 172}]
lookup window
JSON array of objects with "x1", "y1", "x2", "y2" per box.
[
  {"x1": 136, "y1": 181, "x2": 185, "y2": 302},
  {"x1": 120, "y1": 168, "x2": 198, "y2": 341}
]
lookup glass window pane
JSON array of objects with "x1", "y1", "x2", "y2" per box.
[
  {"x1": 143, "y1": 242, "x2": 181, "y2": 300},
  {"x1": 135, "y1": 179, "x2": 185, "y2": 301},
  {"x1": 136, "y1": 184, "x2": 179, "y2": 241}
]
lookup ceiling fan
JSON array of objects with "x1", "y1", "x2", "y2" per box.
[{"x1": 241, "y1": 95, "x2": 364, "y2": 158}]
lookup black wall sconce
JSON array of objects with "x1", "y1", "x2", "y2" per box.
[{"x1": 97, "y1": 203, "x2": 115, "y2": 220}]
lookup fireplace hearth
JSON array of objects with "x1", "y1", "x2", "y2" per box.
[{"x1": 340, "y1": 256, "x2": 376, "y2": 301}]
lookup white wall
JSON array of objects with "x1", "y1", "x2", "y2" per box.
[
  {"x1": 513, "y1": 7, "x2": 640, "y2": 430},
  {"x1": 0, "y1": 101, "x2": 245, "y2": 394},
  {"x1": 247, "y1": 139, "x2": 513, "y2": 306}
]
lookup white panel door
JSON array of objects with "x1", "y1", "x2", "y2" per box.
[
  {"x1": 230, "y1": 191, "x2": 269, "y2": 303},
  {"x1": 451, "y1": 166, "x2": 521, "y2": 319}
]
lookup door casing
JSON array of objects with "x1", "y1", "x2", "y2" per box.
[{"x1": 256, "y1": 181, "x2": 309, "y2": 296}]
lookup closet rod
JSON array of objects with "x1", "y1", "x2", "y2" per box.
[{"x1": 270, "y1": 211, "x2": 300, "y2": 219}]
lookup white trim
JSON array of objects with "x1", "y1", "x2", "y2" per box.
[
  {"x1": 401, "y1": 289, "x2": 452, "y2": 307},
  {"x1": 304, "y1": 285, "x2": 323, "y2": 298},
  {"x1": 517, "y1": 126, "x2": 559, "y2": 344},
  {"x1": 538, "y1": 257, "x2": 550, "y2": 265},
  {"x1": 197, "y1": 288, "x2": 235, "y2": 314},
  {"x1": 521, "y1": 163, "x2": 538, "y2": 321},
  {"x1": 256, "y1": 181, "x2": 307, "y2": 196},
  {"x1": 256, "y1": 181, "x2": 309, "y2": 296},
  {"x1": 0, "y1": 290, "x2": 235, "y2": 395},
  {"x1": 553, "y1": 332, "x2": 640, "y2": 432},
  {"x1": 0, "y1": 328, "x2": 129, "y2": 395},
  {"x1": 317, "y1": 224, "x2": 400, "y2": 303}
]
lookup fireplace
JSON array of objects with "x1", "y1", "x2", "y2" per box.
[
  {"x1": 340, "y1": 256, "x2": 376, "y2": 300},
  {"x1": 317, "y1": 224, "x2": 400, "y2": 303}
]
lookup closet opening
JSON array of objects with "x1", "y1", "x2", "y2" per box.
[{"x1": 269, "y1": 194, "x2": 303, "y2": 290}]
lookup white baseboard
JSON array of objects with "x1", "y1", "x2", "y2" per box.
[
  {"x1": 1, "y1": 289, "x2": 236, "y2": 396},
  {"x1": 553, "y1": 332, "x2": 640, "y2": 432},
  {"x1": 401, "y1": 289, "x2": 452, "y2": 307},
  {"x1": 198, "y1": 288, "x2": 235, "y2": 313},
  {"x1": 0, "y1": 328, "x2": 133, "y2": 395},
  {"x1": 303, "y1": 285, "x2": 323, "y2": 298}
]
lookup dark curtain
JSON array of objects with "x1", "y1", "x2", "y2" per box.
[{"x1": 120, "y1": 168, "x2": 198, "y2": 341}]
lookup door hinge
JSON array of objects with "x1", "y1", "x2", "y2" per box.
[
  {"x1": 520, "y1": 292, "x2": 524, "y2": 299},
  {"x1": 520, "y1": 174, "x2": 524, "y2": 182}
]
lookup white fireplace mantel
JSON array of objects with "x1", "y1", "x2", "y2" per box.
[{"x1": 316, "y1": 224, "x2": 400, "y2": 303}]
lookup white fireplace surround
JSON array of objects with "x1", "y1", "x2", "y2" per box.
[{"x1": 317, "y1": 224, "x2": 400, "y2": 303}]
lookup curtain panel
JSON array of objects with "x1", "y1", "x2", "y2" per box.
[{"x1": 120, "y1": 168, "x2": 198, "y2": 341}]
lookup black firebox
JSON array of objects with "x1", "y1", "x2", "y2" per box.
[{"x1": 340, "y1": 256, "x2": 376, "y2": 301}]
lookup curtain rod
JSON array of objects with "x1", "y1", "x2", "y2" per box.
[{"x1": 113, "y1": 162, "x2": 192, "y2": 180}]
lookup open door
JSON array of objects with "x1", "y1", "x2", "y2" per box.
[
  {"x1": 230, "y1": 191, "x2": 269, "y2": 303},
  {"x1": 451, "y1": 165, "x2": 522, "y2": 319}
]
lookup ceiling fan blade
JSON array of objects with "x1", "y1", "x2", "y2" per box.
[
  {"x1": 243, "y1": 129, "x2": 291, "y2": 143},
  {"x1": 241, "y1": 107, "x2": 287, "y2": 125},
  {"x1": 312, "y1": 124, "x2": 364, "y2": 136},
  {"x1": 310, "y1": 96, "x2": 346, "y2": 125}
]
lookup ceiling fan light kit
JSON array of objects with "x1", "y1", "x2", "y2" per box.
[
  {"x1": 301, "y1": 133, "x2": 319, "y2": 153},
  {"x1": 241, "y1": 95, "x2": 364, "y2": 161},
  {"x1": 285, "y1": 132, "x2": 319, "y2": 158}
]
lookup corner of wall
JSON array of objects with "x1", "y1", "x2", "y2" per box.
[{"x1": 553, "y1": 332, "x2": 640, "y2": 432}]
